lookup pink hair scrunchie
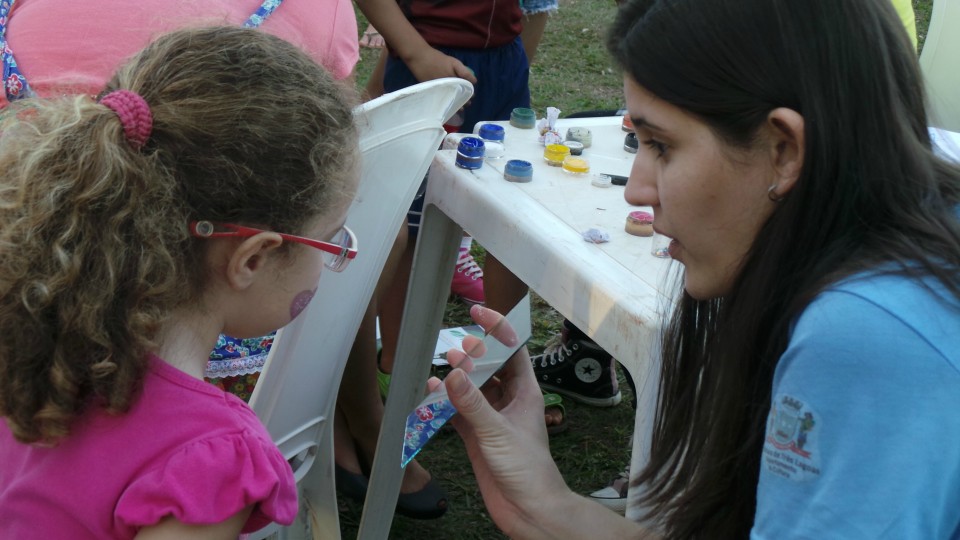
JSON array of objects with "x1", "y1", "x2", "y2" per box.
[{"x1": 99, "y1": 90, "x2": 153, "y2": 150}]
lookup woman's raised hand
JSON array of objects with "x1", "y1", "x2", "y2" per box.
[{"x1": 440, "y1": 305, "x2": 571, "y2": 539}]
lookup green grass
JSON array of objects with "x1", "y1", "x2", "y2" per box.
[{"x1": 342, "y1": 1, "x2": 932, "y2": 537}]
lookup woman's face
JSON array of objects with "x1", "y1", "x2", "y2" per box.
[{"x1": 623, "y1": 76, "x2": 779, "y2": 299}]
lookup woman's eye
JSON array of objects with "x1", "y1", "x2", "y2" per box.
[{"x1": 643, "y1": 139, "x2": 668, "y2": 158}]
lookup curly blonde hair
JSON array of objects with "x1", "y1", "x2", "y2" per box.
[{"x1": 0, "y1": 26, "x2": 358, "y2": 444}]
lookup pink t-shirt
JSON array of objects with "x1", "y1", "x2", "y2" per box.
[
  {"x1": 1, "y1": 0, "x2": 359, "y2": 106},
  {"x1": 0, "y1": 356, "x2": 297, "y2": 538}
]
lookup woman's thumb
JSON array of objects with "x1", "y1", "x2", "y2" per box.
[{"x1": 446, "y1": 368, "x2": 497, "y2": 431}]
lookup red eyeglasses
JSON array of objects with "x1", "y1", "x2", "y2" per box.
[{"x1": 189, "y1": 220, "x2": 358, "y2": 272}]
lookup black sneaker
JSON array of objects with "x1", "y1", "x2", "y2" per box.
[{"x1": 531, "y1": 329, "x2": 622, "y2": 407}]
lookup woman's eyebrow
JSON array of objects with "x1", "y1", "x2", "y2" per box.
[{"x1": 631, "y1": 116, "x2": 668, "y2": 133}]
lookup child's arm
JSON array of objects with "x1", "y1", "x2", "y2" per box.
[
  {"x1": 354, "y1": 0, "x2": 478, "y2": 85},
  {"x1": 133, "y1": 506, "x2": 253, "y2": 540}
]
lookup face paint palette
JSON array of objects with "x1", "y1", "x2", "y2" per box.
[{"x1": 401, "y1": 295, "x2": 531, "y2": 467}]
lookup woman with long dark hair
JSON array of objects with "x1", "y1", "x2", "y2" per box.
[{"x1": 440, "y1": 0, "x2": 960, "y2": 538}]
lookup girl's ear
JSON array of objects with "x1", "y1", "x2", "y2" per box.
[
  {"x1": 765, "y1": 107, "x2": 805, "y2": 197},
  {"x1": 224, "y1": 233, "x2": 283, "y2": 290}
]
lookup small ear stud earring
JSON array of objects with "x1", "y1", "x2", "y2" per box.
[{"x1": 767, "y1": 184, "x2": 785, "y2": 202}]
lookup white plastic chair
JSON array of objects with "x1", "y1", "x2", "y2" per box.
[
  {"x1": 920, "y1": 0, "x2": 960, "y2": 132},
  {"x1": 246, "y1": 78, "x2": 473, "y2": 540}
]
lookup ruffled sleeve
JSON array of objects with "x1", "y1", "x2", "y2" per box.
[{"x1": 115, "y1": 432, "x2": 297, "y2": 533}]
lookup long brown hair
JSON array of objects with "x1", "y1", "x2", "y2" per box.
[
  {"x1": 0, "y1": 27, "x2": 358, "y2": 444},
  {"x1": 607, "y1": 0, "x2": 960, "y2": 537}
]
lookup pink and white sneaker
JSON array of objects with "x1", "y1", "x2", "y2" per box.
[{"x1": 451, "y1": 249, "x2": 485, "y2": 305}]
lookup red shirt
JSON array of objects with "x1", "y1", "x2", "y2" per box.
[{"x1": 400, "y1": 0, "x2": 522, "y2": 49}]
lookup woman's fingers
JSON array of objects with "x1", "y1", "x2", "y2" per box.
[
  {"x1": 458, "y1": 335, "x2": 485, "y2": 361},
  {"x1": 445, "y1": 368, "x2": 503, "y2": 436},
  {"x1": 445, "y1": 347, "x2": 476, "y2": 373},
  {"x1": 469, "y1": 305, "x2": 520, "y2": 348}
]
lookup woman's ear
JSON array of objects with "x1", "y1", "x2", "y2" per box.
[
  {"x1": 765, "y1": 107, "x2": 805, "y2": 197},
  {"x1": 224, "y1": 233, "x2": 283, "y2": 291}
]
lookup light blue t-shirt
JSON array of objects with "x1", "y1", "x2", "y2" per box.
[{"x1": 752, "y1": 271, "x2": 960, "y2": 539}]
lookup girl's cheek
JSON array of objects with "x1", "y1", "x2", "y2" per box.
[{"x1": 289, "y1": 288, "x2": 317, "y2": 320}]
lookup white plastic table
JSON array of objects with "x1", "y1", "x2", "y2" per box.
[{"x1": 359, "y1": 116, "x2": 675, "y2": 538}]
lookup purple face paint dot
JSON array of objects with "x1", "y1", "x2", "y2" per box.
[{"x1": 289, "y1": 288, "x2": 316, "y2": 320}]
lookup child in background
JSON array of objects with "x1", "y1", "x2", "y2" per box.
[
  {"x1": 359, "y1": 0, "x2": 529, "y2": 138},
  {"x1": 0, "y1": 26, "x2": 359, "y2": 539}
]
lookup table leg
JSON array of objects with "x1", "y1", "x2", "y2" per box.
[
  {"x1": 357, "y1": 202, "x2": 463, "y2": 540},
  {"x1": 625, "y1": 342, "x2": 660, "y2": 525}
]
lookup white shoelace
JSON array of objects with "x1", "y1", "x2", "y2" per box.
[
  {"x1": 534, "y1": 334, "x2": 570, "y2": 366},
  {"x1": 456, "y1": 251, "x2": 483, "y2": 280}
]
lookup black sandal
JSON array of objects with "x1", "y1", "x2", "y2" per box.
[{"x1": 335, "y1": 464, "x2": 448, "y2": 519}]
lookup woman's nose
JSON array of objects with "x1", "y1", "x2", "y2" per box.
[{"x1": 623, "y1": 154, "x2": 658, "y2": 207}]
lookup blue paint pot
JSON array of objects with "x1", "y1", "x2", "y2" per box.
[
  {"x1": 478, "y1": 123, "x2": 506, "y2": 142},
  {"x1": 504, "y1": 159, "x2": 533, "y2": 183},
  {"x1": 456, "y1": 136, "x2": 486, "y2": 169}
]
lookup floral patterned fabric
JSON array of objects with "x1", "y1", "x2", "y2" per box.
[
  {"x1": 0, "y1": 0, "x2": 34, "y2": 101},
  {"x1": 401, "y1": 399, "x2": 458, "y2": 467},
  {"x1": 242, "y1": 0, "x2": 282, "y2": 28},
  {"x1": 207, "y1": 373, "x2": 261, "y2": 403},
  {"x1": 205, "y1": 333, "x2": 275, "y2": 400}
]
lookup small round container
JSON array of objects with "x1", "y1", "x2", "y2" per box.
[
  {"x1": 591, "y1": 174, "x2": 612, "y2": 188},
  {"x1": 455, "y1": 137, "x2": 486, "y2": 170},
  {"x1": 510, "y1": 107, "x2": 536, "y2": 129},
  {"x1": 484, "y1": 141, "x2": 506, "y2": 159},
  {"x1": 476, "y1": 123, "x2": 506, "y2": 142},
  {"x1": 624, "y1": 132, "x2": 639, "y2": 153},
  {"x1": 562, "y1": 140, "x2": 584, "y2": 156},
  {"x1": 543, "y1": 143, "x2": 571, "y2": 166},
  {"x1": 504, "y1": 159, "x2": 534, "y2": 183},
  {"x1": 561, "y1": 156, "x2": 590, "y2": 176},
  {"x1": 651, "y1": 232, "x2": 672, "y2": 258},
  {"x1": 625, "y1": 210, "x2": 655, "y2": 237},
  {"x1": 621, "y1": 114, "x2": 634, "y2": 132},
  {"x1": 565, "y1": 127, "x2": 593, "y2": 148}
]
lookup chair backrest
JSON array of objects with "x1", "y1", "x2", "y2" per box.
[
  {"x1": 247, "y1": 78, "x2": 473, "y2": 539},
  {"x1": 920, "y1": 0, "x2": 960, "y2": 132}
]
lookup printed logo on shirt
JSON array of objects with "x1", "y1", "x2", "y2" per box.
[{"x1": 762, "y1": 393, "x2": 821, "y2": 481}]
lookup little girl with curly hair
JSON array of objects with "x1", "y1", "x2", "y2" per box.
[{"x1": 0, "y1": 26, "x2": 359, "y2": 538}]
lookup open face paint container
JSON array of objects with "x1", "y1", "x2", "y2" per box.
[
  {"x1": 561, "y1": 156, "x2": 590, "y2": 177},
  {"x1": 565, "y1": 127, "x2": 593, "y2": 148},
  {"x1": 455, "y1": 137, "x2": 486, "y2": 169},
  {"x1": 510, "y1": 108, "x2": 536, "y2": 129},
  {"x1": 562, "y1": 140, "x2": 584, "y2": 156},
  {"x1": 504, "y1": 159, "x2": 534, "y2": 183},
  {"x1": 477, "y1": 123, "x2": 506, "y2": 142},
  {"x1": 543, "y1": 143, "x2": 571, "y2": 166}
]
